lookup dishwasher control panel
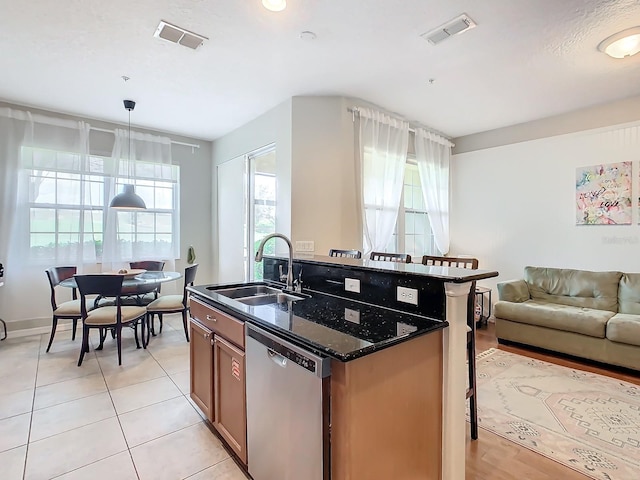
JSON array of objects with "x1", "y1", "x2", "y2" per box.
[{"x1": 247, "y1": 324, "x2": 331, "y2": 378}]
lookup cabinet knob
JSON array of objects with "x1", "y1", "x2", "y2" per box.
[{"x1": 206, "y1": 314, "x2": 217, "y2": 322}]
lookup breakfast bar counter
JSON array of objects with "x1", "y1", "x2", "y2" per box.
[{"x1": 188, "y1": 254, "x2": 498, "y2": 480}]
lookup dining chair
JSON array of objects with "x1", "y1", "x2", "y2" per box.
[
  {"x1": 145, "y1": 263, "x2": 198, "y2": 342},
  {"x1": 422, "y1": 254, "x2": 480, "y2": 440},
  {"x1": 369, "y1": 251, "x2": 412, "y2": 263},
  {"x1": 74, "y1": 274, "x2": 147, "y2": 366},
  {"x1": 120, "y1": 260, "x2": 166, "y2": 305},
  {"x1": 45, "y1": 266, "x2": 92, "y2": 353},
  {"x1": 329, "y1": 249, "x2": 362, "y2": 259}
]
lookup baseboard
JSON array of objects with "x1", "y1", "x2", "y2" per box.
[{"x1": 3, "y1": 317, "x2": 73, "y2": 339}]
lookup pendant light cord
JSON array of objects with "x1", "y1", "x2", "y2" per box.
[{"x1": 128, "y1": 106, "x2": 132, "y2": 182}]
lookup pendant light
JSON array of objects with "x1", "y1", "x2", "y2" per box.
[{"x1": 109, "y1": 100, "x2": 147, "y2": 210}]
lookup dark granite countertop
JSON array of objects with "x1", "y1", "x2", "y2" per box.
[
  {"x1": 188, "y1": 282, "x2": 447, "y2": 362},
  {"x1": 268, "y1": 254, "x2": 499, "y2": 282}
]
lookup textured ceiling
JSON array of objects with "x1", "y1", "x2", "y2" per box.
[{"x1": 0, "y1": 0, "x2": 639, "y2": 140}]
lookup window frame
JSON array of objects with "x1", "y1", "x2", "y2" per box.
[{"x1": 24, "y1": 146, "x2": 180, "y2": 264}]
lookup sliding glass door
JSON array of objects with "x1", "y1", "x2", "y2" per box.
[{"x1": 216, "y1": 145, "x2": 276, "y2": 283}]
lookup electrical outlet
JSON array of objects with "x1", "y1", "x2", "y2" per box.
[
  {"x1": 345, "y1": 278, "x2": 361, "y2": 293},
  {"x1": 344, "y1": 308, "x2": 361, "y2": 324},
  {"x1": 295, "y1": 240, "x2": 315, "y2": 252},
  {"x1": 397, "y1": 322, "x2": 418, "y2": 336},
  {"x1": 397, "y1": 286, "x2": 418, "y2": 305}
]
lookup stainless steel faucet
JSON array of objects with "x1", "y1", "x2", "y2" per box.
[{"x1": 255, "y1": 233, "x2": 295, "y2": 291}]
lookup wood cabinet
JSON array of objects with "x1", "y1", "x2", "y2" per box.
[
  {"x1": 214, "y1": 335, "x2": 247, "y2": 463},
  {"x1": 189, "y1": 319, "x2": 214, "y2": 421},
  {"x1": 189, "y1": 297, "x2": 247, "y2": 464}
]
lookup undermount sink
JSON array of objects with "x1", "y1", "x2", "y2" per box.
[
  {"x1": 209, "y1": 285, "x2": 281, "y2": 298},
  {"x1": 209, "y1": 284, "x2": 305, "y2": 306},
  {"x1": 237, "y1": 292, "x2": 305, "y2": 306}
]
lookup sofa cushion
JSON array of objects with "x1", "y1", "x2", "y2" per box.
[
  {"x1": 524, "y1": 266, "x2": 621, "y2": 312},
  {"x1": 494, "y1": 299, "x2": 614, "y2": 338},
  {"x1": 618, "y1": 274, "x2": 640, "y2": 315},
  {"x1": 606, "y1": 314, "x2": 640, "y2": 347}
]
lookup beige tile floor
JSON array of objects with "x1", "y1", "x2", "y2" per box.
[{"x1": 0, "y1": 315, "x2": 249, "y2": 480}]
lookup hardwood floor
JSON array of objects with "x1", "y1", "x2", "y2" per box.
[{"x1": 465, "y1": 322, "x2": 640, "y2": 480}]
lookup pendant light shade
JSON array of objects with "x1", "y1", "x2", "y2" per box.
[
  {"x1": 109, "y1": 100, "x2": 147, "y2": 210},
  {"x1": 110, "y1": 184, "x2": 146, "y2": 210}
]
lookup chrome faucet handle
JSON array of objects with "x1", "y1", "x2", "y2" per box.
[
  {"x1": 278, "y1": 264, "x2": 287, "y2": 283},
  {"x1": 294, "y1": 268, "x2": 303, "y2": 292}
]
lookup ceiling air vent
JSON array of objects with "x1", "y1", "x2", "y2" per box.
[
  {"x1": 420, "y1": 13, "x2": 477, "y2": 45},
  {"x1": 154, "y1": 20, "x2": 208, "y2": 50}
]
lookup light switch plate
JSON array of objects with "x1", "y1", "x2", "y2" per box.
[
  {"x1": 345, "y1": 308, "x2": 361, "y2": 324},
  {"x1": 295, "y1": 240, "x2": 315, "y2": 252},
  {"x1": 397, "y1": 286, "x2": 418, "y2": 305},
  {"x1": 345, "y1": 278, "x2": 361, "y2": 293}
]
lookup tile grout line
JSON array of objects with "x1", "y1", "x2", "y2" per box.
[
  {"x1": 95, "y1": 337, "x2": 142, "y2": 480},
  {"x1": 21, "y1": 333, "x2": 44, "y2": 480}
]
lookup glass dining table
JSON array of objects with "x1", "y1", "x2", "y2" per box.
[
  {"x1": 60, "y1": 271, "x2": 182, "y2": 290},
  {"x1": 60, "y1": 271, "x2": 183, "y2": 306}
]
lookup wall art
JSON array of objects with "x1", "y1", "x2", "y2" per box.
[{"x1": 576, "y1": 161, "x2": 632, "y2": 225}]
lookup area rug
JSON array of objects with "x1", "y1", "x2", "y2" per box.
[{"x1": 472, "y1": 348, "x2": 640, "y2": 480}]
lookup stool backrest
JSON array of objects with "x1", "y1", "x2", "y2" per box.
[
  {"x1": 369, "y1": 251, "x2": 412, "y2": 263},
  {"x1": 329, "y1": 249, "x2": 362, "y2": 259}
]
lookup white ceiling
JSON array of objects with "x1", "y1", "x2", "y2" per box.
[{"x1": 1, "y1": 0, "x2": 639, "y2": 141}]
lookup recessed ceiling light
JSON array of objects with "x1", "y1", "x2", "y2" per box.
[
  {"x1": 263, "y1": 0, "x2": 286, "y2": 12},
  {"x1": 299, "y1": 31, "x2": 317, "y2": 40},
  {"x1": 598, "y1": 26, "x2": 640, "y2": 59}
]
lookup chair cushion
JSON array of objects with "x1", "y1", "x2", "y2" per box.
[
  {"x1": 54, "y1": 300, "x2": 93, "y2": 316},
  {"x1": 606, "y1": 314, "x2": 640, "y2": 347},
  {"x1": 494, "y1": 299, "x2": 613, "y2": 338},
  {"x1": 146, "y1": 295, "x2": 184, "y2": 312},
  {"x1": 85, "y1": 306, "x2": 146, "y2": 326}
]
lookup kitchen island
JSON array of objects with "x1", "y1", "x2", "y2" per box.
[{"x1": 187, "y1": 254, "x2": 498, "y2": 480}]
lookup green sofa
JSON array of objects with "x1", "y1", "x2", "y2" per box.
[{"x1": 495, "y1": 266, "x2": 640, "y2": 371}]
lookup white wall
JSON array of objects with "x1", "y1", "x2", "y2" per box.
[
  {"x1": 0, "y1": 101, "x2": 213, "y2": 328},
  {"x1": 451, "y1": 117, "x2": 640, "y2": 295}
]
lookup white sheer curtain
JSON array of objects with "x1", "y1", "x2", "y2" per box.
[
  {"x1": 0, "y1": 108, "x2": 95, "y2": 324},
  {"x1": 102, "y1": 128, "x2": 177, "y2": 271},
  {"x1": 414, "y1": 128, "x2": 453, "y2": 255},
  {"x1": 356, "y1": 108, "x2": 410, "y2": 255}
]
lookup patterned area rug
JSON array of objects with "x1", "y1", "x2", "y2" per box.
[{"x1": 473, "y1": 348, "x2": 640, "y2": 480}]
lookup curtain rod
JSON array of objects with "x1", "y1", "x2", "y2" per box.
[
  {"x1": 90, "y1": 126, "x2": 201, "y2": 150},
  {"x1": 347, "y1": 107, "x2": 454, "y2": 147}
]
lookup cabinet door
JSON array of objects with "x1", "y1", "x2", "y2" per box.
[
  {"x1": 214, "y1": 334, "x2": 247, "y2": 464},
  {"x1": 190, "y1": 319, "x2": 214, "y2": 422}
]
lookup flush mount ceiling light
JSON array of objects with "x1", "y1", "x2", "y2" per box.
[
  {"x1": 263, "y1": 0, "x2": 286, "y2": 12},
  {"x1": 598, "y1": 27, "x2": 640, "y2": 58},
  {"x1": 421, "y1": 13, "x2": 477, "y2": 45},
  {"x1": 109, "y1": 100, "x2": 147, "y2": 210}
]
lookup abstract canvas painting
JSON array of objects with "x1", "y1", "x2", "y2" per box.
[{"x1": 576, "y1": 161, "x2": 632, "y2": 225}]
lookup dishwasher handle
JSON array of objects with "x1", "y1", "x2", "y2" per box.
[
  {"x1": 267, "y1": 348, "x2": 288, "y2": 368},
  {"x1": 246, "y1": 323, "x2": 331, "y2": 378}
]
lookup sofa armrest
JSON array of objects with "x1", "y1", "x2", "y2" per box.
[{"x1": 497, "y1": 279, "x2": 530, "y2": 303}]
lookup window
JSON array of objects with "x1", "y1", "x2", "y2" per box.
[
  {"x1": 110, "y1": 164, "x2": 179, "y2": 261},
  {"x1": 249, "y1": 148, "x2": 277, "y2": 280},
  {"x1": 24, "y1": 146, "x2": 179, "y2": 264},
  {"x1": 387, "y1": 162, "x2": 439, "y2": 258}
]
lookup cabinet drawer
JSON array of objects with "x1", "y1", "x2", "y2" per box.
[{"x1": 190, "y1": 297, "x2": 245, "y2": 349}]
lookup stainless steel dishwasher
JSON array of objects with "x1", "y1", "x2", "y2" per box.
[{"x1": 245, "y1": 323, "x2": 331, "y2": 480}]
